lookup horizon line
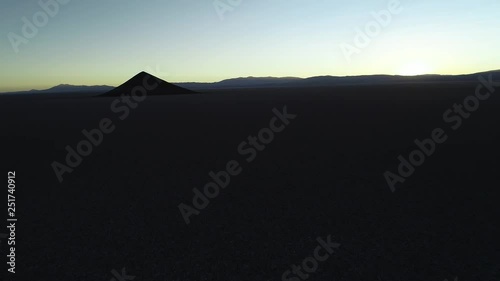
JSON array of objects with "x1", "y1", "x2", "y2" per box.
[{"x1": 2, "y1": 68, "x2": 500, "y2": 93}]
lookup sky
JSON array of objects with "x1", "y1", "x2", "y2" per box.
[{"x1": 0, "y1": 0, "x2": 499, "y2": 91}]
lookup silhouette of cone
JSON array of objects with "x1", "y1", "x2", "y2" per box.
[{"x1": 98, "y1": 71, "x2": 196, "y2": 97}]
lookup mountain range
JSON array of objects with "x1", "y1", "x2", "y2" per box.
[{"x1": 2, "y1": 70, "x2": 499, "y2": 95}]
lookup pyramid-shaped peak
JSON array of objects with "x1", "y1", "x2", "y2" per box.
[
  {"x1": 122, "y1": 71, "x2": 167, "y2": 85},
  {"x1": 135, "y1": 71, "x2": 154, "y2": 78},
  {"x1": 98, "y1": 71, "x2": 197, "y2": 97}
]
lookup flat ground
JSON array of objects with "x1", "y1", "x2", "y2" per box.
[{"x1": 1, "y1": 83, "x2": 499, "y2": 280}]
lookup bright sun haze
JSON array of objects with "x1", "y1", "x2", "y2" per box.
[{"x1": 0, "y1": 0, "x2": 499, "y2": 91}]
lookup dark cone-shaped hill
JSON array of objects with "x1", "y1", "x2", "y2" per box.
[{"x1": 97, "y1": 71, "x2": 197, "y2": 97}]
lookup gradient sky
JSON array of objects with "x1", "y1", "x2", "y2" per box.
[{"x1": 1, "y1": 0, "x2": 499, "y2": 91}]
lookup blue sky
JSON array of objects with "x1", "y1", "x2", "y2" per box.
[{"x1": 1, "y1": 0, "x2": 499, "y2": 91}]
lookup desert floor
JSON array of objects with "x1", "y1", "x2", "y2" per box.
[{"x1": 1, "y1": 83, "x2": 499, "y2": 280}]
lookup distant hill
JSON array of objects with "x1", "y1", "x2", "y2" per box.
[
  {"x1": 284, "y1": 70, "x2": 500, "y2": 88},
  {"x1": 98, "y1": 71, "x2": 197, "y2": 97},
  {"x1": 0, "y1": 84, "x2": 113, "y2": 95},
  {"x1": 175, "y1": 77, "x2": 302, "y2": 90},
  {"x1": 44, "y1": 84, "x2": 114, "y2": 93},
  {"x1": 174, "y1": 70, "x2": 500, "y2": 90}
]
